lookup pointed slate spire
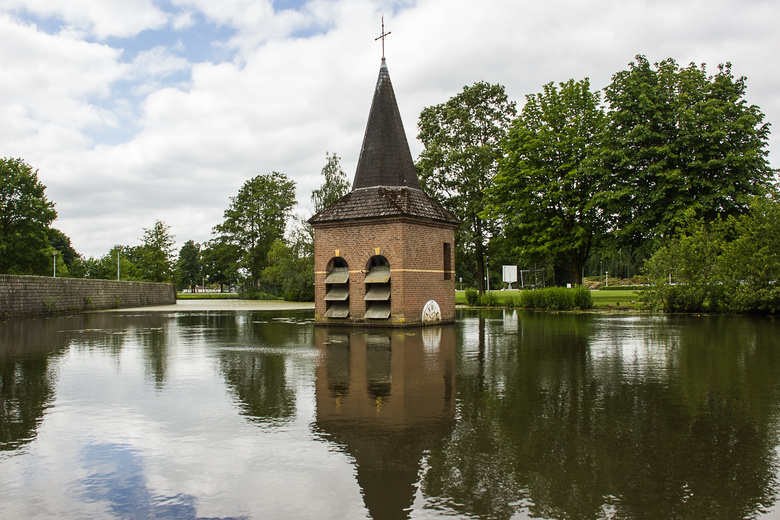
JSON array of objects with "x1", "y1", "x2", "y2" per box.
[{"x1": 352, "y1": 58, "x2": 420, "y2": 190}]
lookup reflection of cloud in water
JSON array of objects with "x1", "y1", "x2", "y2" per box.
[{"x1": 77, "y1": 443, "x2": 247, "y2": 520}]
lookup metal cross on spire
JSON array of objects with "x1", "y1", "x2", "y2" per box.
[{"x1": 375, "y1": 16, "x2": 391, "y2": 59}]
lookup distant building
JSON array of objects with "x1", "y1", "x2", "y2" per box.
[{"x1": 309, "y1": 58, "x2": 459, "y2": 326}]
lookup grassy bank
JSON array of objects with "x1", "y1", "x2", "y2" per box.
[
  {"x1": 177, "y1": 292, "x2": 239, "y2": 300},
  {"x1": 179, "y1": 289, "x2": 640, "y2": 308},
  {"x1": 455, "y1": 288, "x2": 640, "y2": 309}
]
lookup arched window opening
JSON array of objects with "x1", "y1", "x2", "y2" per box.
[
  {"x1": 324, "y1": 257, "x2": 349, "y2": 318},
  {"x1": 364, "y1": 255, "x2": 391, "y2": 319}
]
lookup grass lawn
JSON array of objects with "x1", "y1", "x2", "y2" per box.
[
  {"x1": 589, "y1": 289, "x2": 640, "y2": 308},
  {"x1": 177, "y1": 292, "x2": 239, "y2": 299},
  {"x1": 455, "y1": 288, "x2": 642, "y2": 309}
]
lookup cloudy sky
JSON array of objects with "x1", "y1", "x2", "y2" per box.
[{"x1": 2, "y1": 0, "x2": 778, "y2": 258}]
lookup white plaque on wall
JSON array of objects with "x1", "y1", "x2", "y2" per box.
[{"x1": 421, "y1": 300, "x2": 442, "y2": 325}]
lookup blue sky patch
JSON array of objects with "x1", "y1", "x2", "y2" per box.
[{"x1": 108, "y1": 16, "x2": 237, "y2": 65}]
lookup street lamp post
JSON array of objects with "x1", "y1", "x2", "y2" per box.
[
  {"x1": 52, "y1": 250, "x2": 58, "y2": 277},
  {"x1": 115, "y1": 245, "x2": 122, "y2": 281},
  {"x1": 486, "y1": 255, "x2": 490, "y2": 293}
]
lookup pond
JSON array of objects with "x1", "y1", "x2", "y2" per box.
[{"x1": 1, "y1": 308, "x2": 780, "y2": 519}]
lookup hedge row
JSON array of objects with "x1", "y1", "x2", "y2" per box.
[{"x1": 465, "y1": 287, "x2": 593, "y2": 310}]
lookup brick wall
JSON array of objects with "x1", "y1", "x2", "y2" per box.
[
  {"x1": 0, "y1": 275, "x2": 176, "y2": 319},
  {"x1": 313, "y1": 216, "x2": 456, "y2": 326}
]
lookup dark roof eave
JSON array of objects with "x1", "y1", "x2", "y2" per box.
[
  {"x1": 308, "y1": 187, "x2": 460, "y2": 227},
  {"x1": 310, "y1": 213, "x2": 460, "y2": 228}
]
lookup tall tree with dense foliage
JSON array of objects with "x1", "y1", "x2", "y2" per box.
[
  {"x1": 0, "y1": 158, "x2": 57, "y2": 274},
  {"x1": 311, "y1": 152, "x2": 350, "y2": 214},
  {"x1": 601, "y1": 56, "x2": 773, "y2": 258},
  {"x1": 137, "y1": 220, "x2": 176, "y2": 282},
  {"x1": 201, "y1": 239, "x2": 240, "y2": 292},
  {"x1": 417, "y1": 82, "x2": 516, "y2": 293},
  {"x1": 213, "y1": 172, "x2": 296, "y2": 289},
  {"x1": 176, "y1": 240, "x2": 201, "y2": 291},
  {"x1": 490, "y1": 78, "x2": 607, "y2": 285}
]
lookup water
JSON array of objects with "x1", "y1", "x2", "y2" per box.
[{"x1": 1, "y1": 308, "x2": 780, "y2": 519}]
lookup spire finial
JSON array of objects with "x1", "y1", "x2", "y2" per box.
[{"x1": 375, "y1": 15, "x2": 391, "y2": 59}]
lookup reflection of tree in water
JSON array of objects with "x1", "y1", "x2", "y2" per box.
[
  {"x1": 0, "y1": 317, "x2": 72, "y2": 451},
  {"x1": 81, "y1": 313, "x2": 176, "y2": 390},
  {"x1": 422, "y1": 310, "x2": 780, "y2": 520},
  {"x1": 0, "y1": 354, "x2": 56, "y2": 451},
  {"x1": 67, "y1": 313, "x2": 175, "y2": 389},
  {"x1": 1, "y1": 313, "x2": 178, "y2": 451},
  {"x1": 219, "y1": 351, "x2": 295, "y2": 424},
  {"x1": 213, "y1": 314, "x2": 312, "y2": 425},
  {"x1": 195, "y1": 311, "x2": 312, "y2": 425},
  {"x1": 132, "y1": 315, "x2": 171, "y2": 390},
  {"x1": 314, "y1": 327, "x2": 457, "y2": 520}
]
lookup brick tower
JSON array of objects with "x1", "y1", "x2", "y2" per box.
[{"x1": 309, "y1": 58, "x2": 459, "y2": 326}]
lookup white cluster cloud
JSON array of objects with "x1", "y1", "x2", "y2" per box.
[
  {"x1": 2, "y1": 0, "x2": 168, "y2": 38},
  {"x1": 1, "y1": 0, "x2": 778, "y2": 258}
]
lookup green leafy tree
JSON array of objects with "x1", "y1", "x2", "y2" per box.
[
  {"x1": 601, "y1": 56, "x2": 773, "y2": 258},
  {"x1": 201, "y1": 239, "x2": 240, "y2": 292},
  {"x1": 176, "y1": 240, "x2": 201, "y2": 291},
  {"x1": 65, "y1": 256, "x2": 88, "y2": 279},
  {"x1": 261, "y1": 238, "x2": 314, "y2": 302},
  {"x1": 81, "y1": 245, "x2": 137, "y2": 280},
  {"x1": 311, "y1": 152, "x2": 350, "y2": 214},
  {"x1": 642, "y1": 194, "x2": 780, "y2": 314},
  {"x1": 719, "y1": 194, "x2": 780, "y2": 313},
  {"x1": 46, "y1": 228, "x2": 83, "y2": 277},
  {"x1": 137, "y1": 220, "x2": 176, "y2": 282},
  {"x1": 491, "y1": 78, "x2": 607, "y2": 286},
  {"x1": 82, "y1": 255, "x2": 109, "y2": 280},
  {"x1": 0, "y1": 158, "x2": 57, "y2": 274},
  {"x1": 213, "y1": 172, "x2": 296, "y2": 289},
  {"x1": 417, "y1": 82, "x2": 516, "y2": 293},
  {"x1": 640, "y1": 214, "x2": 726, "y2": 312},
  {"x1": 47, "y1": 229, "x2": 78, "y2": 267}
]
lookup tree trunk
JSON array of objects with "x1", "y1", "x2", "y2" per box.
[
  {"x1": 476, "y1": 245, "x2": 486, "y2": 295},
  {"x1": 570, "y1": 267, "x2": 582, "y2": 286}
]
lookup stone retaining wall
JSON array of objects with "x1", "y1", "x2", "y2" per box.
[{"x1": 0, "y1": 275, "x2": 176, "y2": 319}]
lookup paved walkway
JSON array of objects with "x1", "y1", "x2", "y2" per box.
[{"x1": 109, "y1": 299, "x2": 314, "y2": 312}]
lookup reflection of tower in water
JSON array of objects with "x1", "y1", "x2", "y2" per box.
[{"x1": 314, "y1": 326, "x2": 456, "y2": 520}]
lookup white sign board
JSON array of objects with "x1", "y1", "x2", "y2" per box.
[{"x1": 502, "y1": 265, "x2": 518, "y2": 284}]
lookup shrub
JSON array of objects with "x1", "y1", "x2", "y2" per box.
[
  {"x1": 465, "y1": 287, "x2": 480, "y2": 306},
  {"x1": 505, "y1": 295, "x2": 521, "y2": 308},
  {"x1": 479, "y1": 292, "x2": 499, "y2": 307},
  {"x1": 520, "y1": 289, "x2": 542, "y2": 309},
  {"x1": 572, "y1": 286, "x2": 593, "y2": 309},
  {"x1": 518, "y1": 286, "x2": 593, "y2": 310}
]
